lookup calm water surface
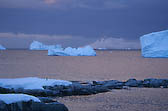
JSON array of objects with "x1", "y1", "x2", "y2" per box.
[{"x1": 0, "y1": 50, "x2": 168, "y2": 111}]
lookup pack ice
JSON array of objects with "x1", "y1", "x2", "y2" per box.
[
  {"x1": 48, "y1": 46, "x2": 96, "y2": 56},
  {"x1": 29, "y1": 41, "x2": 62, "y2": 50},
  {"x1": 140, "y1": 30, "x2": 168, "y2": 57},
  {"x1": 0, "y1": 44, "x2": 6, "y2": 50}
]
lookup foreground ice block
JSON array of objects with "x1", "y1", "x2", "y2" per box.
[
  {"x1": 0, "y1": 94, "x2": 41, "y2": 104},
  {"x1": 0, "y1": 44, "x2": 6, "y2": 50},
  {"x1": 140, "y1": 30, "x2": 168, "y2": 57},
  {"x1": 30, "y1": 41, "x2": 62, "y2": 50},
  {"x1": 48, "y1": 46, "x2": 96, "y2": 56}
]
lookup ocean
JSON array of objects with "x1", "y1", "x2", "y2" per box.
[
  {"x1": 0, "y1": 50, "x2": 168, "y2": 111},
  {"x1": 0, "y1": 50, "x2": 168, "y2": 81}
]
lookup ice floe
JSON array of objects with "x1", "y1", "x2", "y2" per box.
[{"x1": 48, "y1": 45, "x2": 96, "y2": 56}]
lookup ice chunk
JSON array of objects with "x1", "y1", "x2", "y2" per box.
[
  {"x1": 0, "y1": 94, "x2": 41, "y2": 104},
  {"x1": 0, "y1": 77, "x2": 72, "y2": 90},
  {"x1": 48, "y1": 48, "x2": 68, "y2": 56},
  {"x1": 0, "y1": 44, "x2": 6, "y2": 50},
  {"x1": 75, "y1": 46, "x2": 96, "y2": 56},
  {"x1": 48, "y1": 45, "x2": 96, "y2": 56},
  {"x1": 30, "y1": 41, "x2": 62, "y2": 50},
  {"x1": 140, "y1": 30, "x2": 168, "y2": 57}
]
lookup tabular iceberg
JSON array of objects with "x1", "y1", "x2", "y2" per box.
[
  {"x1": 48, "y1": 46, "x2": 96, "y2": 56},
  {"x1": 0, "y1": 44, "x2": 6, "y2": 50},
  {"x1": 30, "y1": 41, "x2": 62, "y2": 50},
  {"x1": 140, "y1": 30, "x2": 168, "y2": 58}
]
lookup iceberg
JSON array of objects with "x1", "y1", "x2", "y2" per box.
[
  {"x1": 0, "y1": 94, "x2": 41, "y2": 104},
  {"x1": 48, "y1": 45, "x2": 96, "y2": 56},
  {"x1": 0, "y1": 77, "x2": 72, "y2": 90},
  {"x1": 48, "y1": 48, "x2": 69, "y2": 56},
  {"x1": 0, "y1": 44, "x2": 6, "y2": 50},
  {"x1": 140, "y1": 30, "x2": 168, "y2": 57},
  {"x1": 29, "y1": 41, "x2": 62, "y2": 50}
]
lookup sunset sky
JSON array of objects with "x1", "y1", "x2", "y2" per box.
[{"x1": 0, "y1": 0, "x2": 168, "y2": 49}]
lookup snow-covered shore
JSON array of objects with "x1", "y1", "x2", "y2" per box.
[
  {"x1": 0, "y1": 77, "x2": 168, "y2": 97},
  {"x1": 0, "y1": 77, "x2": 168, "y2": 111},
  {"x1": 0, "y1": 94, "x2": 40, "y2": 104},
  {"x1": 0, "y1": 77, "x2": 72, "y2": 90},
  {"x1": 0, "y1": 94, "x2": 68, "y2": 111}
]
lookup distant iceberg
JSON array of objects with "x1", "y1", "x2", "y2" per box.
[
  {"x1": 0, "y1": 44, "x2": 6, "y2": 50},
  {"x1": 29, "y1": 41, "x2": 62, "y2": 50},
  {"x1": 140, "y1": 30, "x2": 168, "y2": 57},
  {"x1": 48, "y1": 45, "x2": 96, "y2": 56}
]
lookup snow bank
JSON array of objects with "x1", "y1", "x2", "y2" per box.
[
  {"x1": 0, "y1": 94, "x2": 41, "y2": 104},
  {"x1": 30, "y1": 41, "x2": 62, "y2": 50},
  {"x1": 140, "y1": 30, "x2": 168, "y2": 57},
  {"x1": 0, "y1": 77, "x2": 72, "y2": 90},
  {"x1": 48, "y1": 45, "x2": 96, "y2": 56},
  {"x1": 0, "y1": 44, "x2": 6, "y2": 50}
]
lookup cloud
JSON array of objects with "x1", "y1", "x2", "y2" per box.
[
  {"x1": 0, "y1": 32, "x2": 141, "y2": 49},
  {"x1": 44, "y1": 0, "x2": 57, "y2": 4},
  {"x1": 0, "y1": 0, "x2": 130, "y2": 10},
  {"x1": 1, "y1": 0, "x2": 166, "y2": 10},
  {"x1": 0, "y1": 32, "x2": 73, "y2": 40},
  {"x1": 90, "y1": 37, "x2": 140, "y2": 49},
  {"x1": 43, "y1": 0, "x2": 129, "y2": 9},
  {"x1": 0, "y1": 32, "x2": 90, "y2": 48},
  {"x1": 0, "y1": 0, "x2": 46, "y2": 9}
]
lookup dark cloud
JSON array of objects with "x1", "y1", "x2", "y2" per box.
[
  {"x1": 0, "y1": 0, "x2": 168, "y2": 48},
  {"x1": 0, "y1": 0, "x2": 130, "y2": 9},
  {"x1": 90, "y1": 37, "x2": 140, "y2": 49},
  {"x1": 0, "y1": 32, "x2": 140, "y2": 49},
  {"x1": 0, "y1": 32, "x2": 95, "y2": 48}
]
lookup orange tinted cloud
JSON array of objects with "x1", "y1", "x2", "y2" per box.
[
  {"x1": 44, "y1": 0, "x2": 73, "y2": 7},
  {"x1": 44, "y1": 0, "x2": 58, "y2": 4}
]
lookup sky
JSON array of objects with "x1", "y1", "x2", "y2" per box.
[{"x1": 0, "y1": 0, "x2": 168, "y2": 49}]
